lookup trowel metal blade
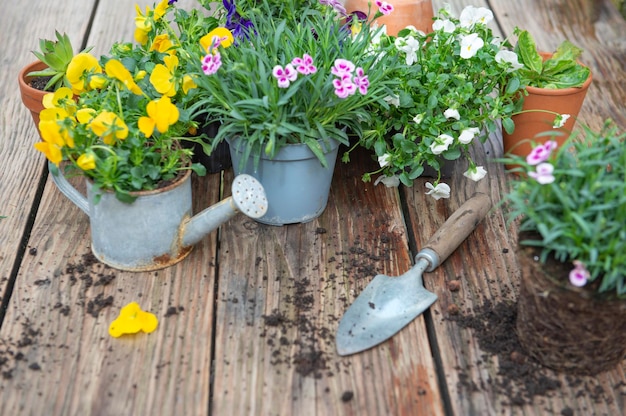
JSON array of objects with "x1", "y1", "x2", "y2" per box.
[{"x1": 336, "y1": 264, "x2": 437, "y2": 356}]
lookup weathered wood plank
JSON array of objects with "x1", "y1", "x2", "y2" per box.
[
  {"x1": 212, "y1": 146, "x2": 444, "y2": 415},
  {"x1": 0, "y1": 0, "x2": 97, "y2": 318},
  {"x1": 0, "y1": 1, "x2": 222, "y2": 415},
  {"x1": 407, "y1": 1, "x2": 626, "y2": 415}
]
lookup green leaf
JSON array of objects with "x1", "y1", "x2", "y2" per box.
[{"x1": 516, "y1": 30, "x2": 543, "y2": 74}]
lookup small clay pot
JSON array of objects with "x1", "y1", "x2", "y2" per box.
[
  {"x1": 18, "y1": 60, "x2": 49, "y2": 131},
  {"x1": 502, "y1": 52, "x2": 592, "y2": 161},
  {"x1": 343, "y1": 0, "x2": 435, "y2": 36}
]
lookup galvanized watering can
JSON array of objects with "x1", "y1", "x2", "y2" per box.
[{"x1": 49, "y1": 162, "x2": 268, "y2": 271}]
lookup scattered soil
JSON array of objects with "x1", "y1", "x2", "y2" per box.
[
  {"x1": 0, "y1": 252, "x2": 117, "y2": 380},
  {"x1": 450, "y1": 300, "x2": 621, "y2": 407},
  {"x1": 256, "y1": 230, "x2": 394, "y2": 379}
]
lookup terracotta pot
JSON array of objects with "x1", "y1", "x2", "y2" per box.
[
  {"x1": 18, "y1": 60, "x2": 49, "y2": 131},
  {"x1": 343, "y1": 0, "x2": 434, "y2": 36},
  {"x1": 502, "y1": 52, "x2": 592, "y2": 160},
  {"x1": 515, "y1": 238, "x2": 626, "y2": 376}
]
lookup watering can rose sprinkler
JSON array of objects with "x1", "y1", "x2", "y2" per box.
[{"x1": 49, "y1": 161, "x2": 268, "y2": 271}]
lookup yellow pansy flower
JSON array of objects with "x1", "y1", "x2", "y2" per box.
[
  {"x1": 42, "y1": 87, "x2": 75, "y2": 114},
  {"x1": 134, "y1": 5, "x2": 152, "y2": 45},
  {"x1": 138, "y1": 96, "x2": 179, "y2": 137},
  {"x1": 150, "y1": 33, "x2": 174, "y2": 54},
  {"x1": 200, "y1": 27, "x2": 234, "y2": 52},
  {"x1": 105, "y1": 59, "x2": 144, "y2": 96},
  {"x1": 66, "y1": 53, "x2": 103, "y2": 95},
  {"x1": 76, "y1": 153, "x2": 96, "y2": 171},
  {"x1": 108, "y1": 302, "x2": 158, "y2": 338},
  {"x1": 33, "y1": 140, "x2": 63, "y2": 165},
  {"x1": 89, "y1": 111, "x2": 129, "y2": 145},
  {"x1": 135, "y1": 70, "x2": 147, "y2": 81},
  {"x1": 76, "y1": 108, "x2": 96, "y2": 124},
  {"x1": 38, "y1": 113, "x2": 75, "y2": 148},
  {"x1": 150, "y1": 55, "x2": 178, "y2": 97},
  {"x1": 182, "y1": 75, "x2": 197, "y2": 94}
]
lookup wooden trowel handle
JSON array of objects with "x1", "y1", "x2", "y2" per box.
[{"x1": 419, "y1": 192, "x2": 491, "y2": 271}]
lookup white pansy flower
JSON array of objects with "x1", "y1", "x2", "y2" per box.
[
  {"x1": 432, "y1": 19, "x2": 456, "y2": 33},
  {"x1": 495, "y1": 50, "x2": 524, "y2": 72},
  {"x1": 413, "y1": 113, "x2": 425, "y2": 124},
  {"x1": 444, "y1": 108, "x2": 460, "y2": 120},
  {"x1": 430, "y1": 134, "x2": 454, "y2": 155},
  {"x1": 378, "y1": 153, "x2": 391, "y2": 168},
  {"x1": 374, "y1": 174, "x2": 400, "y2": 187},
  {"x1": 395, "y1": 36, "x2": 420, "y2": 65},
  {"x1": 553, "y1": 113, "x2": 570, "y2": 128},
  {"x1": 458, "y1": 127, "x2": 481, "y2": 144},
  {"x1": 383, "y1": 94, "x2": 400, "y2": 107},
  {"x1": 460, "y1": 33, "x2": 484, "y2": 59},
  {"x1": 425, "y1": 182, "x2": 451, "y2": 200},
  {"x1": 463, "y1": 165, "x2": 487, "y2": 181},
  {"x1": 459, "y1": 6, "x2": 494, "y2": 28}
]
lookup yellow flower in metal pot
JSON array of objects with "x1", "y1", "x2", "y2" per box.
[
  {"x1": 89, "y1": 111, "x2": 129, "y2": 145},
  {"x1": 66, "y1": 52, "x2": 102, "y2": 94}
]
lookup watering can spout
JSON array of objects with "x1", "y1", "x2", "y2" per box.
[{"x1": 181, "y1": 174, "x2": 268, "y2": 247}]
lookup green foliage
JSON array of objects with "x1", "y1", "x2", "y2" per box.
[
  {"x1": 501, "y1": 120, "x2": 626, "y2": 297},
  {"x1": 356, "y1": 6, "x2": 525, "y2": 186},
  {"x1": 190, "y1": 0, "x2": 395, "y2": 167},
  {"x1": 514, "y1": 29, "x2": 591, "y2": 89},
  {"x1": 28, "y1": 31, "x2": 91, "y2": 91}
]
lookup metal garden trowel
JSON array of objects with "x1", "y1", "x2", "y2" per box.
[{"x1": 336, "y1": 192, "x2": 491, "y2": 356}]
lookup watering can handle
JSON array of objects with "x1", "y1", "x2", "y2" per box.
[
  {"x1": 416, "y1": 192, "x2": 491, "y2": 272},
  {"x1": 48, "y1": 161, "x2": 90, "y2": 215}
]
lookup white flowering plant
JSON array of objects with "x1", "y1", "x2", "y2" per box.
[
  {"x1": 501, "y1": 120, "x2": 626, "y2": 297},
  {"x1": 351, "y1": 5, "x2": 525, "y2": 197}
]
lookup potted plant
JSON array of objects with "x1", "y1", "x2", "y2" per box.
[
  {"x1": 343, "y1": 0, "x2": 435, "y2": 36},
  {"x1": 501, "y1": 120, "x2": 626, "y2": 375},
  {"x1": 353, "y1": 5, "x2": 525, "y2": 199},
  {"x1": 190, "y1": 0, "x2": 394, "y2": 225},
  {"x1": 501, "y1": 29, "x2": 592, "y2": 159},
  {"x1": 32, "y1": 0, "x2": 228, "y2": 269},
  {"x1": 18, "y1": 31, "x2": 90, "y2": 129},
  {"x1": 128, "y1": 0, "x2": 233, "y2": 173}
]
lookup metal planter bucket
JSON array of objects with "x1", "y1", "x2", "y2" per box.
[
  {"x1": 50, "y1": 162, "x2": 268, "y2": 271},
  {"x1": 228, "y1": 137, "x2": 339, "y2": 226}
]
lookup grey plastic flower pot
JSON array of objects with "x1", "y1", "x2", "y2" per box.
[{"x1": 228, "y1": 137, "x2": 339, "y2": 226}]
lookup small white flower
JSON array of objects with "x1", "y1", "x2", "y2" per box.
[
  {"x1": 430, "y1": 134, "x2": 454, "y2": 155},
  {"x1": 378, "y1": 153, "x2": 391, "y2": 168},
  {"x1": 432, "y1": 18, "x2": 456, "y2": 33},
  {"x1": 463, "y1": 165, "x2": 487, "y2": 181},
  {"x1": 495, "y1": 50, "x2": 524, "y2": 72},
  {"x1": 459, "y1": 6, "x2": 494, "y2": 28},
  {"x1": 425, "y1": 182, "x2": 451, "y2": 200},
  {"x1": 458, "y1": 127, "x2": 480, "y2": 144},
  {"x1": 553, "y1": 113, "x2": 571, "y2": 128},
  {"x1": 413, "y1": 113, "x2": 425, "y2": 124},
  {"x1": 374, "y1": 174, "x2": 400, "y2": 187},
  {"x1": 383, "y1": 94, "x2": 400, "y2": 107},
  {"x1": 444, "y1": 108, "x2": 460, "y2": 120},
  {"x1": 460, "y1": 33, "x2": 484, "y2": 59},
  {"x1": 395, "y1": 36, "x2": 420, "y2": 65}
]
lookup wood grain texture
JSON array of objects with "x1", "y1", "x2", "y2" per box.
[
  {"x1": 411, "y1": 1, "x2": 626, "y2": 415},
  {"x1": 0, "y1": 0, "x2": 98, "y2": 313},
  {"x1": 212, "y1": 147, "x2": 444, "y2": 415}
]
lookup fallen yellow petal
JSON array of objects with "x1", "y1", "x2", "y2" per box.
[{"x1": 109, "y1": 302, "x2": 159, "y2": 338}]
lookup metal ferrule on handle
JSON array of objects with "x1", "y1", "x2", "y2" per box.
[{"x1": 417, "y1": 193, "x2": 491, "y2": 272}]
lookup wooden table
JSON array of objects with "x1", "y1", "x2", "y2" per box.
[{"x1": 1, "y1": 1, "x2": 624, "y2": 415}]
